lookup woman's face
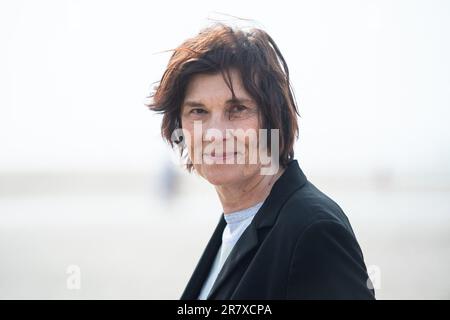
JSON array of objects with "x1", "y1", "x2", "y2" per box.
[{"x1": 180, "y1": 68, "x2": 264, "y2": 186}]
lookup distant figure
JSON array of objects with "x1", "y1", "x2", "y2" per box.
[
  {"x1": 147, "y1": 23, "x2": 375, "y2": 300},
  {"x1": 159, "y1": 157, "x2": 178, "y2": 201}
]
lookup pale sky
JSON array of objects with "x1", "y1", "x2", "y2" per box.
[{"x1": 0, "y1": 0, "x2": 449, "y2": 178}]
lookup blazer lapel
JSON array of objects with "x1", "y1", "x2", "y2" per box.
[
  {"x1": 180, "y1": 214, "x2": 226, "y2": 299},
  {"x1": 206, "y1": 159, "x2": 308, "y2": 299},
  {"x1": 206, "y1": 216, "x2": 260, "y2": 299}
]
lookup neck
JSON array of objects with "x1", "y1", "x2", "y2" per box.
[{"x1": 215, "y1": 166, "x2": 285, "y2": 214}]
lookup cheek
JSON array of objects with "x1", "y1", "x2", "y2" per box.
[
  {"x1": 181, "y1": 125, "x2": 203, "y2": 162},
  {"x1": 238, "y1": 120, "x2": 260, "y2": 148}
]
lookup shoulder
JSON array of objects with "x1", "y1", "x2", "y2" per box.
[{"x1": 275, "y1": 180, "x2": 356, "y2": 239}]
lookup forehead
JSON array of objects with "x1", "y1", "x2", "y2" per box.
[{"x1": 183, "y1": 68, "x2": 253, "y2": 104}]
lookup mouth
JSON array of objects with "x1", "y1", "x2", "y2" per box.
[{"x1": 203, "y1": 151, "x2": 239, "y2": 161}]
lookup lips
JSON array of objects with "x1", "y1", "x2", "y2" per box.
[
  {"x1": 211, "y1": 151, "x2": 237, "y2": 157},
  {"x1": 203, "y1": 151, "x2": 238, "y2": 161}
]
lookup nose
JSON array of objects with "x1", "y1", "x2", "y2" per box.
[{"x1": 203, "y1": 113, "x2": 232, "y2": 143}]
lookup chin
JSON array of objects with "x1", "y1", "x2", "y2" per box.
[{"x1": 197, "y1": 164, "x2": 245, "y2": 186}]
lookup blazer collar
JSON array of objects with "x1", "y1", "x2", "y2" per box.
[{"x1": 180, "y1": 159, "x2": 308, "y2": 300}]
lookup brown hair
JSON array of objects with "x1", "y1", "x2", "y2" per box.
[{"x1": 146, "y1": 23, "x2": 300, "y2": 171}]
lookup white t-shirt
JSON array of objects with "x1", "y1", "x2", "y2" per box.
[{"x1": 197, "y1": 201, "x2": 265, "y2": 300}]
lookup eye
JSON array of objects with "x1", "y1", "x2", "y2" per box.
[
  {"x1": 230, "y1": 104, "x2": 247, "y2": 112},
  {"x1": 189, "y1": 108, "x2": 207, "y2": 115}
]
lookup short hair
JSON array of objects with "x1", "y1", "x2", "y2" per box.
[{"x1": 146, "y1": 23, "x2": 300, "y2": 172}]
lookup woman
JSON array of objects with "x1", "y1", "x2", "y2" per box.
[{"x1": 147, "y1": 23, "x2": 375, "y2": 300}]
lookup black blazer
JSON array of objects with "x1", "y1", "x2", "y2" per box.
[{"x1": 180, "y1": 159, "x2": 375, "y2": 300}]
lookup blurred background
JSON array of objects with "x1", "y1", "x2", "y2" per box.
[{"x1": 0, "y1": 0, "x2": 449, "y2": 299}]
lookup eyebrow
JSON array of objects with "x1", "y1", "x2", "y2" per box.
[{"x1": 182, "y1": 97, "x2": 254, "y2": 108}]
